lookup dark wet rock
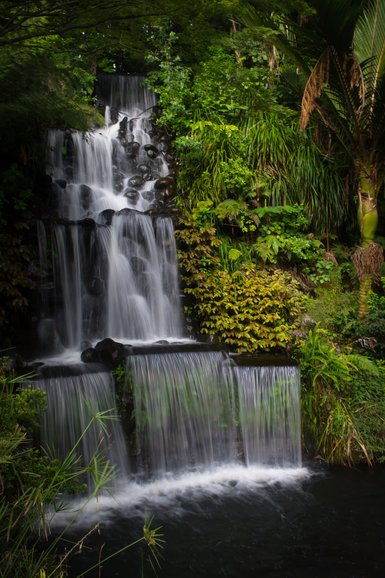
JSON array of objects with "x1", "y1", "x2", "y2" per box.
[
  {"x1": 99, "y1": 209, "x2": 115, "y2": 225},
  {"x1": 55, "y1": 179, "x2": 67, "y2": 189},
  {"x1": 80, "y1": 184, "x2": 92, "y2": 210},
  {"x1": 143, "y1": 144, "x2": 159, "y2": 159},
  {"x1": 130, "y1": 256, "x2": 146, "y2": 274},
  {"x1": 141, "y1": 190, "x2": 154, "y2": 201},
  {"x1": 128, "y1": 175, "x2": 144, "y2": 188},
  {"x1": 116, "y1": 207, "x2": 133, "y2": 216},
  {"x1": 110, "y1": 107, "x2": 119, "y2": 124},
  {"x1": 113, "y1": 176, "x2": 124, "y2": 192},
  {"x1": 137, "y1": 163, "x2": 152, "y2": 179},
  {"x1": 154, "y1": 176, "x2": 173, "y2": 191},
  {"x1": 118, "y1": 116, "x2": 128, "y2": 140},
  {"x1": 138, "y1": 163, "x2": 151, "y2": 173},
  {"x1": 78, "y1": 218, "x2": 96, "y2": 229},
  {"x1": 124, "y1": 188, "x2": 139, "y2": 201},
  {"x1": 81, "y1": 347, "x2": 100, "y2": 363},
  {"x1": 125, "y1": 141, "x2": 140, "y2": 158},
  {"x1": 94, "y1": 338, "x2": 127, "y2": 368}
]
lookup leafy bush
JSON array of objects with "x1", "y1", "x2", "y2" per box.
[
  {"x1": 185, "y1": 264, "x2": 306, "y2": 352},
  {"x1": 298, "y1": 327, "x2": 385, "y2": 465},
  {"x1": 176, "y1": 212, "x2": 306, "y2": 352},
  {"x1": 306, "y1": 268, "x2": 357, "y2": 334},
  {"x1": 335, "y1": 278, "x2": 385, "y2": 357}
]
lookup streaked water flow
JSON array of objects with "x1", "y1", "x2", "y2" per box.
[
  {"x1": 35, "y1": 368, "x2": 129, "y2": 488},
  {"x1": 38, "y1": 76, "x2": 304, "y2": 512},
  {"x1": 236, "y1": 365, "x2": 302, "y2": 466},
  {"x1": 128, "y1": 352, "x2": 302, "y2": 476},
  {"x1": 129, "y1": 352, "x2": 238, "y2": 474},
  {"x1": 40, "y1": 75, "x2": 183, "y2": 351}
]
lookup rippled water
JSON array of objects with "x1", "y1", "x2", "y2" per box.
[{"x1": 55, "y1": 463, "x2": 385, "y2": 578}]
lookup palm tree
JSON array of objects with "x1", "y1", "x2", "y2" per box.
[{"x1": 241, "y1": 0, "x2": 385, "y2": 318}]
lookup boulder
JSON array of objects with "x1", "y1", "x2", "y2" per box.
[
  {"x1": 143, "y1": 144, "x2": 159, "y2": 159},
  {"x1": 137, "y1": 163, "x2": 152, "y2": 179},
  {"x1": 154, "y1": 176, "x2": 174, "y2": 194},
  {"x1": 99, "y1": 209, "x2": 115, "y2": 225},
  {"x1": 128, "y1": 175, "x2": 144, "y2": 188},
  {"x1": 94, "y1": 338, "x2": 127, "y2": 368},
  {"x1": 124, "y1": 188, "x2": 139, "y2": 202},
  {"x1": 118, "y1": 116, "x2": 128, "y2": 140},
  {"x1": 142, "y1": 190, "x2": 154, "y2": 201},
  {"x1": 80, "y1": 184, "x2": 92, "y2": 210},
  {"x1": 55, "y1": 179, "x2": 67, "y2": 189},
  {"x1": 125, "y1": 141, "x2": 140, "y2": 158},
  {"x1": 81, "y1": 347, "x2": 100, "y2": 363}
]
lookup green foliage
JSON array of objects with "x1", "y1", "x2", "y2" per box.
[
  {"x1": 0, "y1": 360, "x2": 118, "y2": 577},
  {"x1": 245, "y1": 112, "x2": 348, "y2": 237},
  {"x1": 148, "y1": 41, "x2": 275, "y2": 206},
  {"x1": 176, "y1": 212, "x2": 221, "y2": 275},
  {"x1": 214, "y1": 198, "x2": 259, "y2": 233},
  {"x1": 177, "y1": 216, "x2": 306, "y2": 351},
  {"x1": 186, "y1": 264, "x2": 306, "y2": 352},
  {"x1": 298, "y1": 326, "x2": 385, "y2": 465},
  {"x1": 246, "y1": 204, "x2": 333, "y2": 283},
  {"x1": 338, "y1": 277, "x2": 385, "y2": 357},
  {"x1": 147, "y1": 53, "x2": 193, "y2": 132},
  {"x1": 190, "y1": 45, "x2": 271, "y2": 122},
  {"x1": 306, "y1": 268, "x2": 357, "y2": 333},
  {"x1": 218, "y1": 237, "x2": 253, "y2": 272}
]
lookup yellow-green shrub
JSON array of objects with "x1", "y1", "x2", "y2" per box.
[{"x1": 184, "y1": 264, "x2": 306, "y2": 352}]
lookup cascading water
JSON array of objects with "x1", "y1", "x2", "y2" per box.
[
  {"x1": 235, "y1": 365, "x2": 302, "y2": 466},
  {"x1": 35, "y1": 366, "x2": 129, "y2": 488},
  {"x1": 39, "y1": 75, "x2": 183, "y2": 353},
  {"x1": 128, "y1": 352, "x2": 302, "y2": 477},
  {"x1": 35, "y1": 75, "x2": 305, "y2": 515},
  {"x1": 129, "y1": 351, "x2": 238, "y2": 474}
]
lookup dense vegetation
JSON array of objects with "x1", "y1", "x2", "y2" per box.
[{"x1": 2, "y1": 0, "x2": 385, "y2": 573}]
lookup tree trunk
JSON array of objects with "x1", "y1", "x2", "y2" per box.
[
  {"x1": 357, "y1": 166, "x2": 378, "y2": 247},
  {"x1": 354, "y1": 164, "x2": 383, "y2": 320}
]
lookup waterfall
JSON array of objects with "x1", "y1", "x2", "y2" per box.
[
  {"x1": 129, "y1": 351, "x2": 238, "y2": 474},
  {"x1": 35, "y1": 367, "x2": 129, "y2": 488},
  {"x1": 41, "y1": 75, "x2": 183, "y2": 352},
  {"x1": 128, "y1": 352, "x2": 302, "y2": 475},
  {"x1": 106, "y1": 213, "x2": 183, "y2": 340},
  {"x1": 235, "y1": 365, "x2": 302, "y2": 467},
  {"x1": 37, "y1": 75, "x2": 303, "y2": 503}
]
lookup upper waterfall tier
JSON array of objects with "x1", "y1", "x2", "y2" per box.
[
  {"x1": 47, "y1": 76, "x2": 170, "y2": 219},
  {"x1": 39, "y1": 75, "x2": 184, "y2": 354}
]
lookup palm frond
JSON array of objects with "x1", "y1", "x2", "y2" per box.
[
  {"x1": 353, "y1": 0, "x2": 385, "y2": 146},
  {"x1": 354, "y1": 0, "x2": 385, "y2": 101},
  {"x1": 236, "y1": 5, "x2": 312, "y2": 74},
  {"x1": 300, "y1": 49, "x2": 330, "y2": 130}
]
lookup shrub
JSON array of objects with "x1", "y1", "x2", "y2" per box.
[
  {"x1": 298, "y1": 327, "x2": 385, "y2": 465},
  {"x1": 184, "y1": 264, "x2": 306, "y2": 352}
]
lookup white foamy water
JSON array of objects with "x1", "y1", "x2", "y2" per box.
[{"x1": 48, "y1": 464, "x2": 311, "y2": 528}]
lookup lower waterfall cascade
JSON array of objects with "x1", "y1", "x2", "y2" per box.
[{"x1": 31, "y1": 74, "x2": 308, "y2": 517}]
